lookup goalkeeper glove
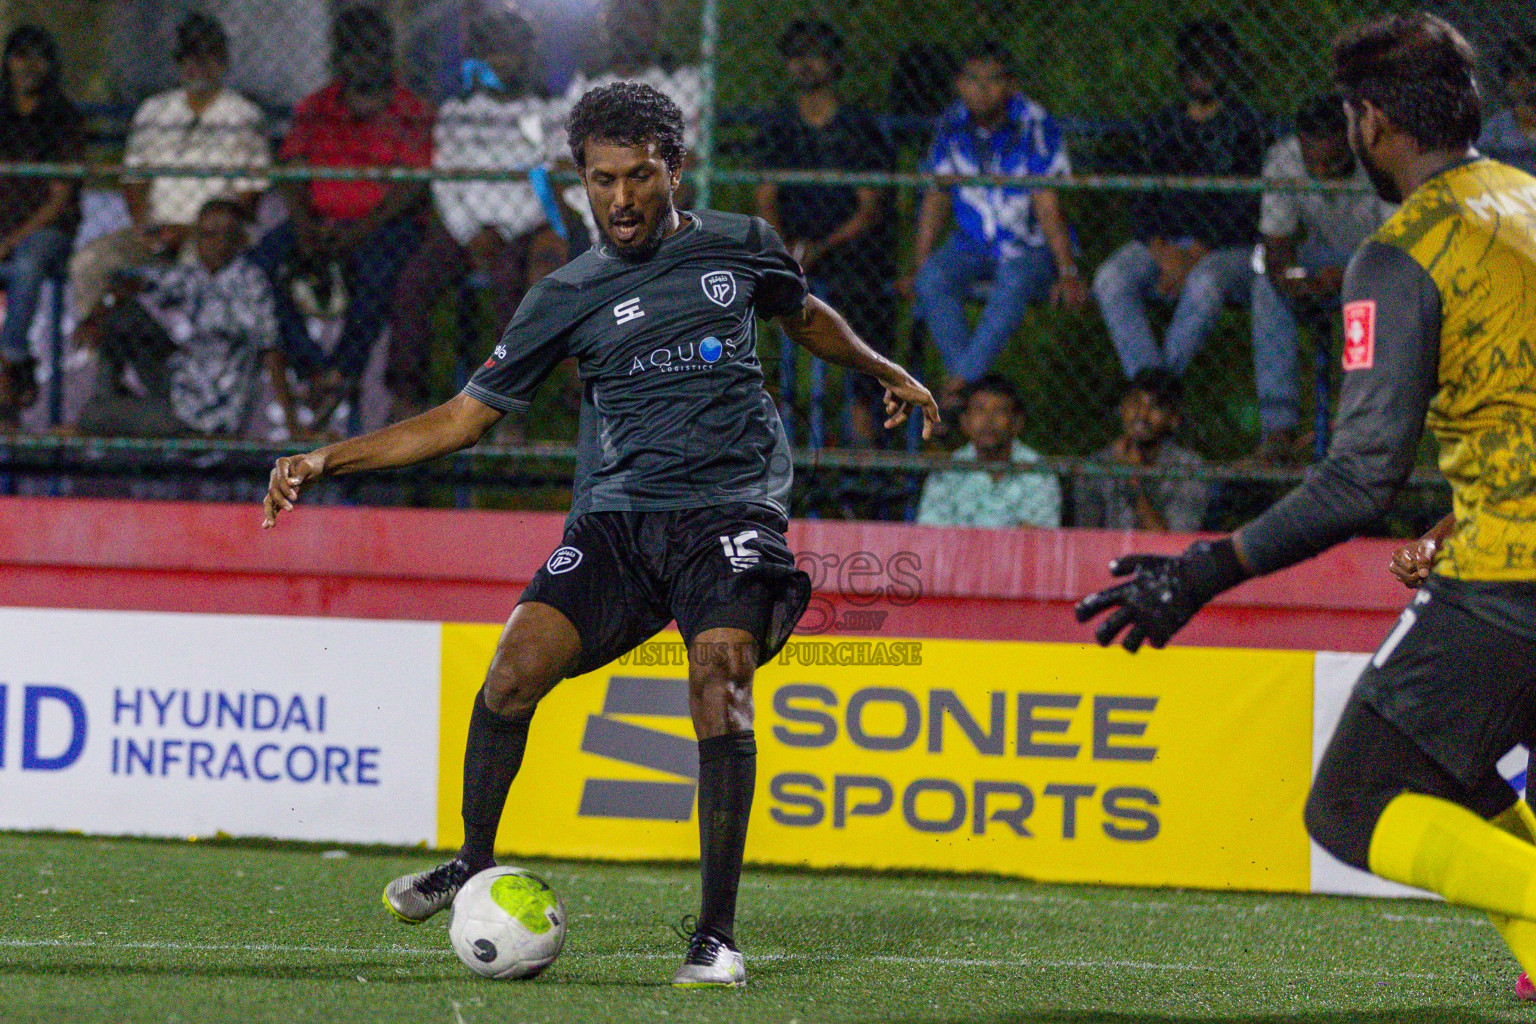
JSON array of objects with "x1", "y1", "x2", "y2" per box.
[{"x1": 1074, "y1": 538, "x2": 1249, "y2": 652}]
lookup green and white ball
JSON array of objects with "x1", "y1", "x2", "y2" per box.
[{"x1": 448, "y1": 867, "x2": 566, "y2": 979}]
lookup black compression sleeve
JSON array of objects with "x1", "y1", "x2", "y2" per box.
[{"x1": 1237, "y1": 240, "x2": 1442, "y2": 576}]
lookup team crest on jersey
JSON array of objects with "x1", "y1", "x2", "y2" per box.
[
  {"x1": 1342, "y1": 300, "x2": 1376, "y2": 371},
  {"x1": 546, "y1": 546, "x2": 583, "y2": 574},
  {"x1": 701, "y1": 271, "x2": 737, "y2": 308}
]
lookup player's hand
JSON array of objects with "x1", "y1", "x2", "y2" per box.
[
  {"x1": 1389, "y1": 536, "x2": 1442, "y2": 589},
  {"x1": 261, "y1": 452, "x2": 325, "y2": 528},
  {"x1": 1074, "y1": 539, "x2": 1248, "y2": 652},
  {"x1": 879, "y1": 371, "x2": 941, "y2": 440},
  {"x1": 1389, "y1": 514, "x2": 1453, "y2": 589}
]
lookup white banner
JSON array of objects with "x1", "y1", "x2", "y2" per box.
[
  {"x1": 0, "y1": 608, "x2": 441, "y2": 846},
  {"x1": 1309, "y1": 652, "x2": 1427, "y2": 898}
]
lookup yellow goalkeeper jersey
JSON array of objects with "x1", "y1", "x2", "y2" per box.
[{"x1": 1373, "y1": 157, "x2": 1536, "y2": 580}]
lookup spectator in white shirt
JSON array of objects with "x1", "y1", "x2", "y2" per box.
[
  {"x1": 916, "y1": 374, "x2": 1062, "y2": 529},
  {"x1": 70, "y1": 13, "x2": 269, "y2": 328},
  {"x1": 560, "y1": 0, "x2": 704, "y2": 148},
  {"x1": 75, "y1": 198, "x2": 287, "y2": 439},
  {"x1": 549, "y1": 0, "x2": 704, "y2": 220},
  {"x1": 104, "y1": 0, "x2": 332, "y2": 112},
  {"x1": 387, "y1": 7, "x2": 571, "y2": 421},
  {"x1": 1247, "y1": 92, "x2": 1395, "y2": 464}
]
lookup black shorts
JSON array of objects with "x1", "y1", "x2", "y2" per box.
[
  {"x1": 519, "y1": 502, "x2": 812, "y2": 677},
  {"x1": 1353, "y1": 575, "x2": 1536, "y2": 790}
]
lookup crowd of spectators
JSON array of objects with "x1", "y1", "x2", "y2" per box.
[{"x1": 0, "y1": 6, "x2": 1529, "y2": 529}]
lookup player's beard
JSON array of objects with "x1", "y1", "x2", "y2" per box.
[
  {"x1": 608, "y1": 198, "x2": 677, "y2": 262},
  {"x1": 1349, "y1": 120, "x2": 1403, "y2": 204}
]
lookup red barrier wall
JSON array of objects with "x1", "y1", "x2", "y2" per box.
[{"x1": 0, "y1": 497, "x2": 1410, "y2": 652}]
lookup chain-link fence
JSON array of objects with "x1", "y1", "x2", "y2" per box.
[{"x1": 3, "y1": 0, "x2": 1521, "y2": 530}]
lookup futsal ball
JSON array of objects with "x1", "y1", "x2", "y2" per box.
[{"x1": 448, "y1": 866, "x2": 566, "y2": 979}]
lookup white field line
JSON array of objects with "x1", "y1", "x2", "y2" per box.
[
  {"x1": 742, "y1": 879, "x2": 1490, "y2": 927},
  {"x1": 0, "y1": 939, "x2": 1454, "y2": 979},
  {"x1": 1380, "y1": 912, "x2": 1488, "y2": 926},
  {"x1": 0, "y1": 938, "x2": 454, "y2": 957}
]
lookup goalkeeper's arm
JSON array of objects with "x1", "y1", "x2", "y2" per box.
[
  {"x1": 1233, "y1": 240, "x2": 1441, "y2": 576},
  {"x1": 1077, "y1": 239, "x2": 1443, "y2": 650}
]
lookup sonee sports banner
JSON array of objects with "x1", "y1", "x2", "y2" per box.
[{"x1": 439, "y1": 627, "x2": 1318, "y2": 893}]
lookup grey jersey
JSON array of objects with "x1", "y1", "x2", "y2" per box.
[{"x1": 464, "y1": 210, "x2": 808, "y2": 522}]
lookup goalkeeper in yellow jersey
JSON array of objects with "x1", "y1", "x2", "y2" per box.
[{"x1": 1077, "y1": 11, "x2": 1536, "y2": 1000}]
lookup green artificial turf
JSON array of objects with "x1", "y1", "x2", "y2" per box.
[{"x1": 0, "y1": 831, "x2": 1529, "y2": 1023}]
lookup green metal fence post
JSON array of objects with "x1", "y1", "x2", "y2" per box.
[{"x1": 696, "y1": 0, "x2": 720, "y2": 209}]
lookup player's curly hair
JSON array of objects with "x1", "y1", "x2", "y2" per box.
[
  {"x1": 566, "y1": 82, "x2": 687, "y2": 172},
  {"x1": 1333, "y1": 12, "x2": 1481, "y2": 150}
]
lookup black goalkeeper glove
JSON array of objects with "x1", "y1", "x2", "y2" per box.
[{"x1": 1073, "y1": 538, "x2": 1249, "y2": 652}]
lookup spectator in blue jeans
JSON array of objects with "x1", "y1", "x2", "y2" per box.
[
  {"x1": 0, "y1": 25, "x2": 82, "y2": 427},
  {"x1": 1248, "y1": 92, "x2": 1395, "y2": 464},
  {"x1": 901, "y1": 41, "x2": 1087, "y2": 412},
  {"x1": 1092, "y1": 20, "x2": 1265, "y2": 382}
]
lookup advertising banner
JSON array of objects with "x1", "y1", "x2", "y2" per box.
[
  {"x1": 440, "y1": 628, "x2": 1316, "y2": 892},
  {"x1": 0, "y1": 608, "x2": 441, "y2": 845},
  {"x1": 1, "y1": 606, "x2": 1469, "y2": 900}
]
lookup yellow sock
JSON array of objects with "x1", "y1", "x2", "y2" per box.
[
  {"x1": 1488, "y1": 802, "x2": 1536, "y2": 975},
  {"x1": 1368, "y1": 792, "x2": 1536, "y2": 922}
]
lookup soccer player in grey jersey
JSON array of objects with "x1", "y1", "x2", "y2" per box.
[{"x1": 261, "y1": 83, "x2": 938, "y2": 988}]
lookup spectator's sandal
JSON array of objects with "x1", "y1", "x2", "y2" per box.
[
  {"x1": 0, "y1": 371, "x2": 17, "y2": 430},
  {"x1": 4, "y1": 356, "x2": 39, "y2": 410}
]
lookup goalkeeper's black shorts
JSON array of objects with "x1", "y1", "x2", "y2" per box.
[{"x1": 1351, "y1": 575, "x2": 1536, "y2": 790}]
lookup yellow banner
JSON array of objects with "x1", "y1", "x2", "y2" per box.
[{"x1": 439, "y1": 627, "x2": 1314, "y2": 892}]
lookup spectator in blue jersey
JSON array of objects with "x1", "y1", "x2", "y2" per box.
[
  {"x1": 1092, "y1": 20, "x2": 1265, "y2": 382},
  {"x1": 900, "y1": 41, "x2": 1088, "y2": 411}
]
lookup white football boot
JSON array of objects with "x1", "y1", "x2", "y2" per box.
[
  {"x1": 382, "y1": 858, "x2": 478, "y2": 923},
  {"x1": 671, "y1": 927, "x2": 746, "y2": 988}
]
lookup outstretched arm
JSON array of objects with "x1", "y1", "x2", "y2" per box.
[
  {"x1": 1232, "y1": 242, "x2": 1441, "y2": 575},
  {"x1": 779, "y1": 295, "x2": 940, "y2": 439},
  {"x1": 1077, "y1": 240, "x2": 1443, "y2": 651},
  {"x1": 261, "y1": 392, "x2": 503, "y2": 527}
]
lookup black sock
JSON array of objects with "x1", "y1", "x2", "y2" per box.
[
  {"x1": 459, "y1": 690, "x2": 534, "y2": 871},
  {"x1": 695, "y1": 730, "x2": 756, "y2": 948}
]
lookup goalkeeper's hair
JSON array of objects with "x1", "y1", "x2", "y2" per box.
[
  {"x1": 566, "y1": 82, "x2": 687, "y2": 173},
  {"x1": 1333, "y1": 12, "x2": 1481, "y2": 150}
]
